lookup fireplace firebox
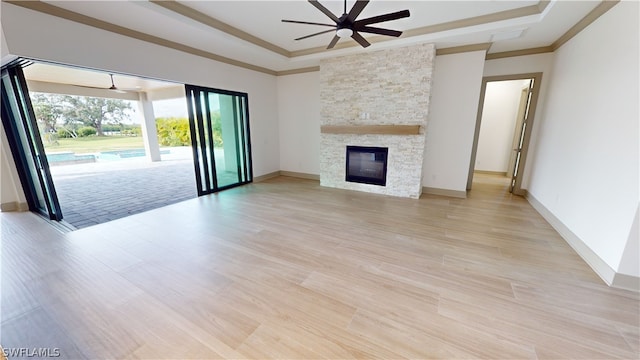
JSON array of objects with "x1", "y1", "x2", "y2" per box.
[{"x1": 345, "y1": 146, "x2": 388, "y2": 186}]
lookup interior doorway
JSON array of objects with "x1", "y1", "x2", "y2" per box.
[{"x1": 467, "y1": 73, "x2": 543, "y2": 195}]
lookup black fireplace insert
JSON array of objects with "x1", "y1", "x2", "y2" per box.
[{"x1": 345, "y1": 146, "x2": 388, "y2": 186}]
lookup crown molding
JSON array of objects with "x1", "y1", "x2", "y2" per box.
[
  {"x1": 275, "y1": 67, "x2": 320, "y2": 76},
  {"x1": 3, "y1": 0, "x2": 278, "y2": 76},
  {"x1": 403, "y1": 3, "x2": 545, "y2": 39},
  {"x1": 279, "y1": 43, "x2": 494, "y2": 75},
  {"x1": 537, "y1": 0, "x2": 552, "y2": 13},
  {"x1": 436, "y1": 43, "x2": 492, "y2": 56},
  {"x1": 149, "y1": 0, "x2": 549, "y2": 59},
  {"x1": 485, "y1": 0, "x2": 619, "y2": 60},
  {"x1": 149, "y1": 0, "x2": 291, "y2": 58},
  {"x1": 485, "y1": 46, "x2": 554, "y2": 60},
  {"x1": 3, "y1": 0, "x2": 621, "y2": 75},
  {"x1": 551, "y1": 0, "x2": 619, "y2": 50}
]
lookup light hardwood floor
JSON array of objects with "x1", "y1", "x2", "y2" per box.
[{"x1": 1, "y1": 174, "x2": 638, "y2": 359}]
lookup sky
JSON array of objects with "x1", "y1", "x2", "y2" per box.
[
  {"x1": 152, "y1": 98, "x2": 190, "y2": 118},
  {"x1": 126, "y1": 97, "x2": 189, "y2": 124}
]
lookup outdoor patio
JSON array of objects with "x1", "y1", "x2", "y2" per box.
[{"x1": 50, "y1": 147, "x2": 197, "y2": 229}]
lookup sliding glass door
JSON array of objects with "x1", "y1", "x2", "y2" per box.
[
  {"x1": 185, "y1": 85, "x2": 252, "y2": 196},
  {"x1": 1, "y1": 62, "x2": 63, "y2": 220}
]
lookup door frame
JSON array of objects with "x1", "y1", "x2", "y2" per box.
[
  {"x1": 1, "y1": 61, "x2": 63, "y2": 220},
  {"x1": 466, "y1": 72, "x2": 543, "y2": 195},
  {"x1": 184, "y1": 84, "x2": 253, "y2": 196},
  {"x1": 507, "y1": 86, "x2": 530, "y2": 179}
]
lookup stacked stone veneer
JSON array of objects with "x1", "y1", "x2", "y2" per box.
[{"x1": 319, "y1": 43, "x2": 436, "y2": 198}]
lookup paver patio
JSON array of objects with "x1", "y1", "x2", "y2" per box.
[{"x1": 49, "y1": 147, "x2": 197, "y2": 229}]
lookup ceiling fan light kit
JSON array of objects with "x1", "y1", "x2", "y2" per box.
[
  {"x1": 282, "y1": 0, "x2": 410, "y2": 49},
  {"x1": 336, "y1": 28, "x2": 353, "y2": 38}
]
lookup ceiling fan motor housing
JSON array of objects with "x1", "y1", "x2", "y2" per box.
[{"x1": 336, "y1": 15, "x2": 354, "y2": 38}]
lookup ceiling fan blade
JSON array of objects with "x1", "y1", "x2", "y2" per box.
[
  {"x1": 309, "y1": 0, "x2": 339, "y2": 23},
  {"x1": 295, "y1": 29, "x2": 336, "y2": 41},
  {"x1": 72, "y1": 84, "x2": 105, "y2": 90},
  {"x1": 347, "y1": 0, "x2": 369, "y2": 22},
  {"x1": 71, "y1": 84, "x2": 130, "y2": 94},
  {"x1": 282, "y1": 19, "x2": 336, "y2": 28},
  {"x1": 355, "y1": 26, "x2": 402, "y2": 37},
  {"x1": 351, "y1": 32, "x2": 371, "y2": 48},
  {"x1": 354, "y1": 9, "x2": 410, "y2": 27},
  {"x1": 327, "y1": 35, "x2": 340, "y2": 49}
]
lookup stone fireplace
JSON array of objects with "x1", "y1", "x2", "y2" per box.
[{"x1": 319, "y1": 43, "x2": 435, "y2": 199}]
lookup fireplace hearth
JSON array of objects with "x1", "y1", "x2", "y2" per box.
[{"x1": 345, "y1": 146, "x2": 388, "y2": 186}]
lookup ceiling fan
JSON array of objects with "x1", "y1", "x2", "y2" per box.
[
  {"x1": 282, "y1": 0, "x2": 410, "y2": 49},
  {"x1": 70, "y1": 74, "x2": 135, "y2": 94},
  {"x1": 107, "y1": 74, "x2": 126, "y2": 93}
]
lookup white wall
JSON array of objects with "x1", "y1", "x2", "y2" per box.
[
  {"x1": 527, "y1": 1, "x2": 639, "y2": 278},
  {"x1": 1, "y1": 24, "x2": 13, "y2": 64},
  {"x1": 0, "y1": 124, "x2": 27, "y2": 210},
  {"x1": 1, "y1": 3, "x2": 280, "y2": 179},
  {"x1": 1, "y1": 22, "x2": 24, "y2": 210},
  {"x1": 484, "y1": 53, "x2": 555, "y2": 77},
  {"x1": 475, "y1": 79, "x2": 529, "y2": 173},
  {"x1": 277, "y1": 72, "x2": 320, "y2": 175},
  {"x1": 275, "y1": 51, "x2": 541, "y2": 195},
  {"x1": 422, "y1": 50, "x2": 486, "y2": 192}
]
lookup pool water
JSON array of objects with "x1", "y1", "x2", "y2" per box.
[{"x1": 46, "y1": 149, "x2": 171, "y2": 165}]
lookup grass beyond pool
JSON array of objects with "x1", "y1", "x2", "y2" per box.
[{"x1": 44, "y1": 136, "x2": 144, "y2": 154}]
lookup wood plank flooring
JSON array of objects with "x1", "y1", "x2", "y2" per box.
[{"x1": 1, "y1": 174, "x2": 638, "y2": 359}]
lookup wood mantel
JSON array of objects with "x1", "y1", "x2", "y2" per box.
[{"x1": 320, "y1": 125, "x2": 421, "y2": 135}]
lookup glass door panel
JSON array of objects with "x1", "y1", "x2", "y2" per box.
[
  {"x1": 1, "y1": 63, "x2": 63, "y2": 220},
  {"x1": 185, "y1": 85, "x2": 251, "y2": 196},
  {"x1": 216, "y1": 93, "x2": 243, "y2": 188}
]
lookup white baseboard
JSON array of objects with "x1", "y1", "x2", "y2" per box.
[
  {"x1": 526, "y1": 192, "x2": 639, "y2": 291},
  {"x1": 422, "y1": 186, "x2": 467, "y2": 199},
  {"x1": 612, "y1": 273, "x2": 640, "y2": 292}
]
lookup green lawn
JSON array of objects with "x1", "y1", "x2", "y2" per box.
[{"x1": 43, "y1": 136, "x2": 144, "y2": 154}]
